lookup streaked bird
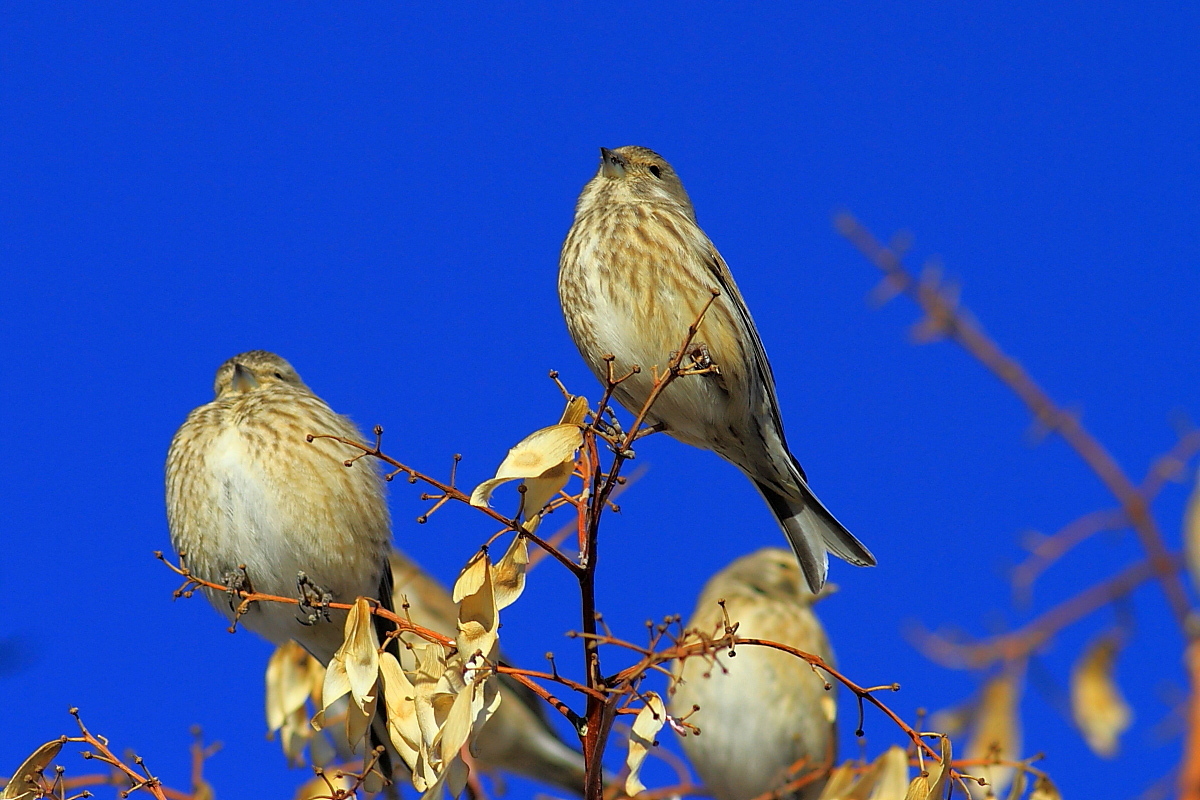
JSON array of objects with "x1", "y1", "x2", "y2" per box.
[
  {"x1": 670, "y1": 548, "x2": 837, "y2": 800},
  {"x1": 166, "y1": 351, "x2": 589, "y2": 794},
  {"x1": 165, "y1": 350, "x2": 394, "y2": 666},
  {"x1": 389, "y1": 549, "x2": 590, "y2": 795},
  {"x1": 558, "y1": 145, "x2": 873, "y2": 591}
]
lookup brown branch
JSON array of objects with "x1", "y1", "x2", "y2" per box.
[
  {"x1": 308, "y1": 431, "x2": 583, "y2": 576},
  {"x1": 66, "y1": 709, "x2": 171, "y2": 800},
  {"x1": 528, "y1": 465, "x2": 647, "y2": 570},
  {"x1": 1011, "y1": 508, "x2": 1128, "y2": 599},
  {"x1": 913, "y1": 556, "x2": 1175, "y2": 669},
  {"x1": 746, "y1": 746, "x2": 834, "y2": 800},
  {"x1": 1012, "y1": 428, "x2": 1200, "y2": 595},
  {"x1": 1180, "y1": 642, "x2": 1200, "y2": 800},
  {"x1": 158, "y1": 552, "x2": 595, "y2": 730},
  {"x1": 570, "y1": 291, "x2": 724, "y2": 800},
  {"x1": 836, "y1": 213, "x2": 1193, "y2": 626}
]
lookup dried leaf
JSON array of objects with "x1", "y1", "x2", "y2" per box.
[
  {"x1": 966, "y1": 674, "x2": 1022, "y2": 798},
  {"x1": 410, "y1": 644, "x2": 449, "y2": 790},
  {"x1": 473, "y1": 675, "x2": 503, "y2": 756},
  {"x1": 816, "y1": 761, "x2": 857, "y2": 800},
  {"x1": 1028, "y1": 776, "x2": 1061, "y2": 800},
  {"x1": 2, "y1": 740, "x2": 63, "y2": 799},
  {"x1": 438, "y1": 679, "x2": 478, "y2": 767},
  {"x1": 311, "y1": 652, "x2": 350, "y2": 732},
  {"x1": 522, "y1": 459, "x2": 575, "y2": 529},
  {"x1": 469, "y1": 423, "x2": 582, "y2": 517},
  {"x1": 341, "y1": 597, "x2": 381, "y2": 710},
  {"x1": 418, "y1": 767, "x2": 451, "y2": 800},
  {"x1": 870, "y1": 746, "x2": 911, "y2": 800},
  {"x1": 266, "y1": 641, "x2": 319, "y2": 733},
  {"x1": 1071, "y1": 635, "x2": 1132, "y2": 757},
  {"x1": 1004, "y1": 770, "x2": 1027, "y2": 800},
  {"x1": 456, "y1": 554, "x2": 499, "y2": 662},
  {"x1": 846, "y1": 754, "x2": 886, "y2": 800},
  {"x1": 624, "y1": 692, "x2": 667, "y2": 796},
  {"x1": 445, "y1": 753, "x2": 470, "y2": 798},
  {"x1": 493, "y1": 536, "x2": 530, "y2": 610},
  {"x1": 345, "y1": 690, "x2": 377, "y2": 752},
  {"x1": 927, "y1": 736, "x2": 952, "y2": 800},
  {"x1": 280, "y1": 704, "x2": 313, "y2": 766},
  {"x1": 903, "y1": 775, "x2": 930, "y2": 800},
  {"x1": 379, "y1": 652, "x2": 423, "y2": 772},
  {"x1": 560, "y1": 395, "x2": 590, "y2": 425}
]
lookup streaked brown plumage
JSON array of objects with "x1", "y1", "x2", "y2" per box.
[
  {"x1": 165, "y1": 350, "x2": 394, "y2": 665},
  {"x1": 670, "y1": 548, "x2": 837, "y2": 800},
  {"x1": 559, "y1": 146, "x2": 874, "y2": 591}
]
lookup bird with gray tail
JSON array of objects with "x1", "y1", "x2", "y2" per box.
[
  {"x1": 670, "y1": 548, "x2": 838, "y2": 800},
  {"x1": 166, "y1": 350, "x2": 401, "y2": 789},
  {"x1": 166, "y1": 350, "x2": 592, "y2": 794},
  {"x1": 165, "y1": 350, "x2": 395, "y2": 665},
  {"x1": 559, "y1": 146, "x2": 874, "y2": 592}
]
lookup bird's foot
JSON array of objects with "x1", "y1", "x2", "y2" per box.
[
  {"x1": 223, "y1": 565, "x2": 253, "y2": 611},
  {"x1": 296, "y1": 571, "x2": 333, "y2": 626},
  {"x1": 593, "y1": 409, "x2": 625, "y2": 440},
  {"x1": 674, "y1": 342, "x2": 720, "y2": 376}
]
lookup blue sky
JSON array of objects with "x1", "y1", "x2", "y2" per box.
[{"x1": 2, "y1": 4, "x2": 1198, "y2": 798}]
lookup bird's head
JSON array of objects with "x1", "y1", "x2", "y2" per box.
[
  {"x1": 720, "y1": 547, "x2": 823, "y2": 604},
  {"x1": 213, "y1": 350, "x2": 309, "y2": 397},
  {"x1": 577, "y1": 146, "x2": 695, "y2": 218}
]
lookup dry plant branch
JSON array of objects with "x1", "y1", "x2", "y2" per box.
[
  {"x1": 570, "y1": 288, "x2": 723, "y2": 798},
  {"x1": 308, "y1": 429, "x2": 581, "y2": 576},
  {"x1": 836, "y1": 212, "x2": 1192, "y2": 626},
  {"x1": 153, "y1": 285, "x2": 1059, "y2": 800},
  {"x1": 155, "y1": 552, "x2": 602, "y2": 718},
  {"x1": 914, "y1": 556, "x2": 1179, "y2": 670},
  {"x1": 1012, "y1": 428, "x2": 1200, "y2": 596},
  {"x1": 0, "y1": 711, "x2": 204, "y2": 800}
]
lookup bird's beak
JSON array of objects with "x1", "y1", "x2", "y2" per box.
[
  {"x1": 599, "y1": 147, "x2": 626, "y2": 179},
  {"x1": 231, "y1": 363, "x2": 259, "y2": 393}
]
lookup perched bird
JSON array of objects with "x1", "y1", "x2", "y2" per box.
[
  {"x1": 559, "y1": 146, "x2": 874, "y2": 591},
  {"x1": 388, "y1": 550, "x2": 590, "y2": 795},
  {"x1": 165, "y1": 350, "x2": 394, "y2": 666},
  {"x1": 670, "y1": 548, "x2": 837, "y2": 800},
  {"x1": 167, "y1": 352, "x2": 589, "y2": 794}
]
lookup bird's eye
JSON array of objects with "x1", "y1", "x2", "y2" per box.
[
  {"x1": 648, "y1": 165, "x2": 662, "y2": 179},
  {"x1": 274, "y1": 372, "x2": 284, "y2": 379}
]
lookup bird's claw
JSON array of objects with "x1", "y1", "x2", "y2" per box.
[
  {"x1": 296, "y1": 571, "x2": 333, "y2": 625},
  {"x1": 223, "y1": 566, "x2": 253, "y2": 611}
]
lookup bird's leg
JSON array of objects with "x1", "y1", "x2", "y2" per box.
[
  {"x1": 223, "y1": 565, "x2": 254, "y2": 612},
  {"x1": 295, "y1": 571, "x2": 334, "y2": 626}
]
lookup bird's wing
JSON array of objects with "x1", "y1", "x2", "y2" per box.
[
  {"x1": 374, "y1": 555, "x2": 402, "y2": 659},
  {"x1": 700, "y1": 242, "x2": 803, "y2": 479}
]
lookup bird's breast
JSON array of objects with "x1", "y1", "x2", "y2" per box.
[{"x1": 560, "y1": 205, "x2": 752, "y2": 446}]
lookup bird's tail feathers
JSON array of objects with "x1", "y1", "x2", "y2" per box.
[{"x1": 757, "y1": 479, "x2": 875, "y2": 594}]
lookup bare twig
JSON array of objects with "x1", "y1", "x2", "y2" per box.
[{"x1": 837, "y1": 213, "x2": 1191, "y2": 626}]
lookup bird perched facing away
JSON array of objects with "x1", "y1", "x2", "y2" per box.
[
  {"x1": 165, "y1": 350, "x2": 394, "y2": 666},
  {"x1": 559, "y1": 146, "x2": 874, "y2": 591},
  {"x1": 670, "y1": 548, "x2": 837, "y2": 800},
  {"x1": 389, "y1": 550, "x2": 591, "y2": 795}
]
